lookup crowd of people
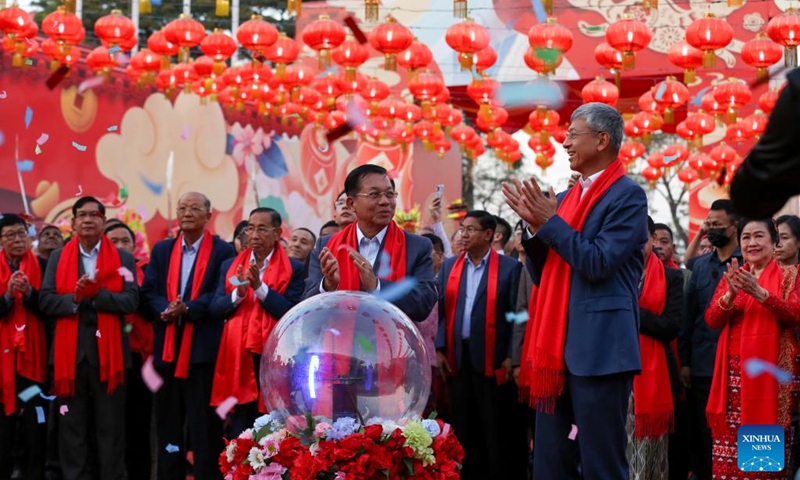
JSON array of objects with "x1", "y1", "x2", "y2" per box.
[{"x1": 2, "y1": 102, "x2": 800, "y2": 480}]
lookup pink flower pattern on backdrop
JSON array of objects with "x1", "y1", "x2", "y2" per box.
[{"x1": 230, "y1": 123, "x2": 271, "y2": 166}]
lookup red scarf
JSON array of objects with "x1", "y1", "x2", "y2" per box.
[
  {"x1": 0, "y1": 250, "x2": 45, "y2": 415},
  {"x1": 634, "y1": 253, "x2": 674, "y2": 438},
  {"x1": 126, "y1": 262, "x2": 153, "y2": 359},
  {"x1": 325, "y1": 222, "x2": 407, "y2": 290},
  {"x1": 53, "y1": 237, "x2": 124, "y2": 396},
  {"x1": 707, "y1": 260, "x2": 782, "y2": 434},
  {"x1": 162, "y1": 233, "x2": 213, "y2": 379},
  {"x1": 211, "y1": 246, "x2": 292, "y2": 407},
  {"x1": 518, "y1": 160, "x2": 626, "y2": 409},
  {"x1": 317, "y1": 221, "x2": 408, "y2": 418},
  {"x1": 444, "y1": 250, "x2": 499, "y2": 377},
  {"x1": 666, "y1": 259, "x2": 678, "y2": 269}
]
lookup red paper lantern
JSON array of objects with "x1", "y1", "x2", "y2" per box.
[
  {"x1": 410, "y1": 70, "x2": 446, "y2": 102},
  {"x1": 620, "y1": 141, "x2": 646, "y2": 161},
  {"x1": 685, "y1": 12, "x2": 733, "y2": 68},
  {"x1": 709, "y1": 142, "x2": 739, "y2": 165},
  {"x1": 201, "y1": 29, "x2": 237, "y2": 75},
  {"x1": 302, "y1": 14, "x2": 346, "y2": 69},
  {"x1": 94, "y1": 9, "x2": 135, "y2": 48},
  {"x1": 264, "y1": 33, "x2": 300, "y2": 79},
  {"x1": 662, "y1": 143, "x2": 689, "y2": 166},
  {"x1": 605, "y1": 15, "x2": 652, "y2": 70},
  {"x1": 667, "y1": 41, "x2": 703, "y2": 84},
  {"x1": 528, "y1": 17, "x2": 573, "y2": 72},
  {"x1": 451, "y1": 124, "x2": 478, "y2": 145},
  {"x1": 594, "y1": 42, "x2": 623, "y2": 86},
  {"x1": 397, "y1": 39, "x2": 433, "y2": 73},
  {"x1": 525, "y1": 47, "x2": 563, "y2": 75},
  {"x1": 362, "y1": 77, "x2": 391, "y2": 106},
  {"x1": 742, "y1": 110, "x2": 768, "y2": 138},
  {"x1": 237, "y1": 14, "x2": 278, "y2": 64},
  {"x1": 437, "y1": 104, "x2": 463, "y2": 127},
  {"x1": 41, "y1": 7, "x2": 82, "y2": 43},
  {"x1": 147, "y1": 29, "x2": 178, "y2": 69},
  {"x1": 675, "y1": 120, "x2": 695, "y2": 143},
  {"x1": 638, "y1": 90, "x2": 662, "y2": 114},
  {"x1": 369, "y1": 15, "x2": 413, "y2": 71},
  {"x1": 678, "y1": 168, "x2": 699, "y2": 185},
  {"x1": 471, "y1": 46, "x2": 498, "y2": 74},
  {"x1": 633, "y1": 111, "x2": 664, "y2": 144},
  {"x1": 758, "y1": 88, "x2": 780, "y2": 114},
  {"x1": 767, "y1": 9, "x2": 800, "y2": 67},
  {"x1": 333, "y1": 35, "x2": 370, "y2": 81},
  {"x1": 87, "y1": 46, "x2": 116, "y2": 75},
  {"x1": 581, "y1": 76, "x2": 619, "y2": 106},
  {"x1": 625, "y1": 120, "x2": 643, "y2": 139},
  {"x1": 725, "y1": 121, "x2": 752, "y2": 144},
  {"x1": 445, "y1": 18, "x2": 490, "y2": 70},
  {"x1": 641, "y1": 166, "x2": 663, "y2": 186},
  {"x1": 684, "y1": 111, "x2": 716, "y2": 147},
  {"x1": 466, "y1": 76, "x2": 499, "y2": 106},
  {"x1": 701, "y1": 90, "x2": 726, "y2": 120},
  {"x1": 647, "y1": 153, "x2": 665, "y2": 169},
  {"x1": 651, "y1": 76, "x2": 689, "y2": 124},
  {"x1": 0, "y1": 6, "x2": 32, "y2": 37},
  {"x1": 713, "y1": 78, "x2": 752, "y2": 123},
  {"x1": 741, "y1": 33, "x2": 783, "y2": 82}
]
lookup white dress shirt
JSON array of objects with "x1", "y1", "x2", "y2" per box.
[
  {"x1": 579, "y1": 169, "x2": 605, "y2": 200},
  {"x1": 461, "y1": 250, "x2": 491, "y2": 340},
  {"x1": 232, "y1": 249, "x2": 274, "y2": 305},
  {"x1": 179, "y1": 234, "x2": 204, "y2": 299},
  {"x1": 79, "y1": 241, "x2": 101, "y2": 280}
]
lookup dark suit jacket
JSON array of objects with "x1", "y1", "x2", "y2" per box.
[
  {"x1": 731, "y1": 68, "x2": 800, "y2": 218},
  {"x1": 208, "y1": 255, "x2": 305, "y2": 322},
  {"x1": 141, "y1": 235, "x2": 235, "y2": 367},
  {"x1": 303, "y1": 230, "x2": 437, "y2": 322},
  {"x1": 522, "y1": 175, "x2": 648, "y2": 376},
  {"x1": 39, "y1": 246, "x2": 139, "y2": 369},
  {"x1": 640, "y1": 266, "x2": 684, "y2": 400},
  {"x1": 435, "y1": 253, "x2": 521, "y2": 373}
]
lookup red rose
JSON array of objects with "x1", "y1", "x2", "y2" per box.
[
  {"x1": 272, "y1": 436, "x2": 304, "y2": 466},
  {"x1": 363, "y1": 424, "x2": 383, "y2": 441}
]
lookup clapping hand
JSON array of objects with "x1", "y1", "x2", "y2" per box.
[
  {"x1": 248, "y1": 263, "x2": 262, "y2": 290},
  {"x1": 235, "y1": 265, "x2": 248, "y2": 298},
  {"x1": 320, "y1": 247, "x2": 340, "y2": 291},
  {"x1": 349, "y1": 249, "x2": 377, "y2": 292},
  {"x1": 502, "y1": 178, "x2": 556, "y2": 233}
]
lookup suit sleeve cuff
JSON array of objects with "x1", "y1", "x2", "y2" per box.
[
  {"x1": 231, "y1": 289, "x2": 245, "y2": 306},
  {"x1": 254, "y1": 284, "x2": 269, "y2": 301}
]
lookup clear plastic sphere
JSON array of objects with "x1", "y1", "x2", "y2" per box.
[{"x1": 260, "y1": 291, "x2": 431, "y2": 432}]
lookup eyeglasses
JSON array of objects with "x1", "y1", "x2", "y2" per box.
[
  {"x1": 564, "y1": 130, "x2": 601, "y2": 141},
  {"x1": 74, "y1": 211, "x2": 103, "y2": 220},
  {"x1": 177, "y1": 206, "x2": 207, "y2": 215},
  {"x1": 458, "y1": 226, "x2": 486, "y2": 235},
  {"x1": 355, "y1": 191, "x2": 399, "y2": 201},
  {"x1": 1, "y1": 231, "x2": 28, "y2": 241},
  {"x1": 334, "y1": 200, "x2": 347, "y2": 208},
  {"x1": 243, "y1": 226, "x2": 277, "y2": 236}
]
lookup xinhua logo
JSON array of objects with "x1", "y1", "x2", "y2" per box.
[{"x1": 738, "y1": 424, "x2": 784, "y2": 472}]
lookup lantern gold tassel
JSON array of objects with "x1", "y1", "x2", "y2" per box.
[
  {"x1": 287, "y1": 0, "x2": 301, "y2": 17},
  {"x1": 454, "y1": 0, "x2": 467, "y2": 19},
  {"x1": 139, "y1": 0, "x2": 151, "y2": 14},
  {"x1": 543, "y1": 0, "x2": 552, "y2": 15},
  {"x1": 622, "y1": 51, "x2": 635, "y2": 70},
  {"x1": 727, "y1": 0, "x2": 742, "y2": 7},
  {"x1": 786, "y1": 46, "x2": 797, "y2": 68},
  {"x1": 215, "y1": 0, "x2": 229, "y2": 16},
  {"x1": 683, "y1": 68, "x2": 695, "y2": 84},
  {"x1": 702, "y1": 50, "x2": 716, "y2": 69},
  {"x1": 64, "y1": 0, "x2": 76, "y2": 13},
  {"x1": 366, "y1": 0, "x2": 379, "y2": 22}
]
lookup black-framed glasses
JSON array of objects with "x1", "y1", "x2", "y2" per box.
[
  {"x1": 355, "y1": 191, "x2": 399, "y2": 201},
  {"x1": 1, "y1": 230, "x2": 28, "y2": 241},
  {"x1": 564, "y1": 130, "x2": 601, "y2": 141},
  {"x1": 243, "y1": 226, "x2": 277, "y2": 236}
]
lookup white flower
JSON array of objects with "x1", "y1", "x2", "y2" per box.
[
  {"x1": 309, "y1": 442, "x2": 320, "y2": 456},
  {"x1": 743, "y1": 13, "x2": 765, "y2": 33},
  {"x1": 381, "y1": 420, "x2": 400, "y2": 436},
  {"x1": 247, "y1": 446, "x2": 267, "y2": 470},
  {"x1": 421, "y1": 419, "x2": 441, "y2": 438},
  {"x1": 225, "y1": 442, "x2": 237, "y2": 463}
]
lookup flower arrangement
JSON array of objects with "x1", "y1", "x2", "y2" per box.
[
  {"x1": 219, "y1": 413, "x2": 464, "y2": 480},
  {"x1": 393, "y1": 205, "x2": 421, "y2": 233}
]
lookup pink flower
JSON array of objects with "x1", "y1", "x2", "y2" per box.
[
  {"x1": 238, "y1": 429, "x2": 254, "y2": 440},
  {"x1": 230, "y1": 123, "x2": 266, "y2": 166},
  {"x1": 314, "y1": 422, "x2": 332, "y2": 438},
  {"x1": 249, "y1": 462, "x2": 286, "y2": 480}
]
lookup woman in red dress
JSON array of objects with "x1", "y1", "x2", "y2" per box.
[{"x1": 706, "y1": 218, "x2": 800, "y2": 479}]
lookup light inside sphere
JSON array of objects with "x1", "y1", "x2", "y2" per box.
[{"x1": 260, "y1": 291, "x2": 431, "y2": 432}]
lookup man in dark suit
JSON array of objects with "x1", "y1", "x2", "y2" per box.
[
  {"x1": 303, "y1": 164, "x2": 436, "y2": 323},
  {"x1": 209, "y1": 207, "x2": 304, "y2": 437},
  {"x1": 504, "y1": 102, "x2": 648, "y2": 480},
  {"x1": 141, "y1": 192, "x2": 235, "y2": 480},
  {"x1": 435, "y1": 210, "x2": 527, "y2": 480},
  {"x1": 0, "y1": 214, "x2": 49, "y2": 480},
  {"x1": 39, "y1": 197, "x2": 139, "y2": 480}
]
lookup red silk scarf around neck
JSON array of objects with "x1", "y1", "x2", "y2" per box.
[
  {"x1": 666, "y1": 259, "x2": 679, "y2": 269},
  {"x1": 53, "y1": 236, "x2": 124, "y2": 396},
  {"x1": 211, "y1": 246, "x2": 291, "y2": 407},
  {"x1": 325, "y1": 221, "x2": 407, "y2": 289},
  {"x1": 162, "y1": 233, "x2": 213, "y2": 379},
  {"x1": 634, "y1": 252, "x2": 674, "y2": 438},
  {"x1": 0, "y1": 250, "x2": 45, "y2": 415},
  {"x1": 444, "y1": 250, "x2": 499, "y2": 377},
  {"x1": 126, "y1": 262, "x2": 153, "y2": 358},
  {"x1": 518, "y1": 159, "x2": 626, "y2": 410},
  {"x1": 707, "y1": 259, "x2": 782, "y2": 435}
]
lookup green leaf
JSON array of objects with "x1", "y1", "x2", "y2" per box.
[
  {"x1": 403, "y1": 458, "x2": 415, "y2": 475},
  {"x1": 585, "y1": 25, "x2": 604, "y2": 32}
]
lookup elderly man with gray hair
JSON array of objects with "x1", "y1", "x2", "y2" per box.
[{"x1": 503, "y1": 103, "x2": 649, "y2": 480}]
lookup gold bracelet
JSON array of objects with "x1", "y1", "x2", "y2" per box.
[{"x1": 717, "y1": 295, "x2": 734, "y2": 311}]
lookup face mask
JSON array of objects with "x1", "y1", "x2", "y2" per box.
[{"x1": 706, "y1": 227, "x2": 731, "y2": 248}]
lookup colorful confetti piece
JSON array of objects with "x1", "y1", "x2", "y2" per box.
[
  {"x1": 0, "y1": 91, "x2": 6, "y2": 99},
  {"x1": 165, "y1": 444, "x2": 180, "y2": 453},
  {"x1": 59, "y1": 404, "x2": 69, "y2": 415},
  {"x1": 568, "y1": 424, "x2": 578, "y2": 440},
  {"x1": 72, "y1": 141, "x2": 87, "y2": 152},
  {"x1": 653, "y1": 82, "x2": 667, "y2": 102},
  {"x1": 46, "y1": 64, "x2": 70, "y2": 90},
  {"x1": 36, "y1": 133, "x2": 49, "y2": 145},
  {"x1": 17, "y1": 385, "x2": 41, "y2": 402},
  {"x1": 375, "y1": 278, "x2": 418, "y2": 303},
  {"x1": 16, "y1": 160, "x2": 34, "y2": 172},
  {"x1": 35, "y1": 145, "x2": 41, "y2": 155},
  {"x1": 140, "y1": 173, "x2": 164, "y2": 195},
  {"x1": 75, "y1": 185, "x2": 83, "y2": 196},
  {"x1": 229, "y1": 276, "x2": 249, "y2": 287},
  {"x1": 24, "y1": 107, "x2": 33, "y2": 129},
  {"x1": 744, "y1": 358, "x2": 793, "y2": 384},
  {"x1": 141, "y1": 355, "x2": 164, "y2": 392},
  {"x1": 215, "y1": 396, "x2": 239, "y2": 419},
  {"x1": 181, "y1": 125, "x2": 191, "y2": 140},
  {"x1": 39, "y1": 392, "x2": 56, "y2": 401},
  {"x1": 107, "y1": 125, "x2": 118, "y2": 132},
  {"x1": 77, "y1": 76, "x2": 105, "y2": 94},
  {"x1": 505, "y1": 311, "x2": 529, "y2": 324},
  {"x1": 118, "y1": 266, "x2": 134, "y2": 282}
]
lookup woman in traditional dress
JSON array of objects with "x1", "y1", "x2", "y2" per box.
[{"x1": 706, "y1": 218, "x2": 800, "y2": 479}]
